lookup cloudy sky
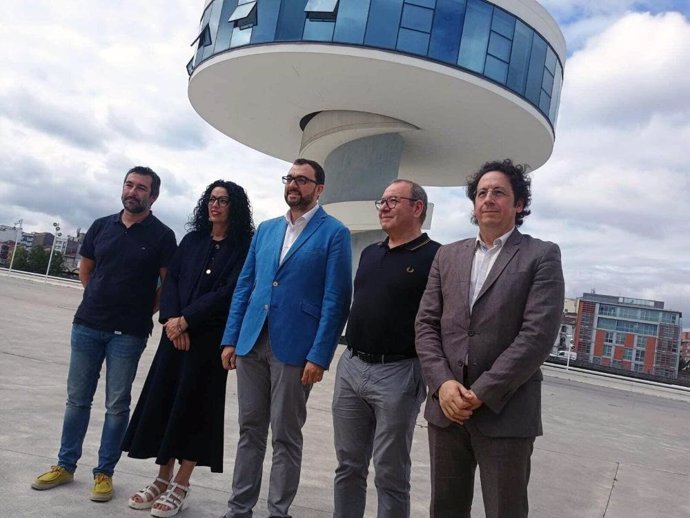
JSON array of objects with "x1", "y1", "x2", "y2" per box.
[{"x1": 2, "y1": 1, "x2": 690, "y2": 320}]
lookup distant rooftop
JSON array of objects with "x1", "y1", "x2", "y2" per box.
[{"x1": 582, "y1": 292, "x2": 665, "y2": 309}]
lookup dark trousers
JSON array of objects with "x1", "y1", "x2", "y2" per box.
[{"x1": 428, "y1": 422, "x2": 534, "y2": 518}]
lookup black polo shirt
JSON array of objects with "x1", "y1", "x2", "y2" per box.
[
  {"x1": 73, "y1": 211, "x2": 177, "y2": 337},
  {"x1": 346, "y1": 233, "x2": 441, "y2": 356}
]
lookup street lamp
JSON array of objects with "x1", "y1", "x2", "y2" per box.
[
  {"x1": 565, "y1": 339, "x2": 574, "y2": 371},
  {"x1": 8, "y1": 219, "x2": 22, "y2": 273},
  {"x1": 45, "y1": 222, "x2": 61, "y2": 279}
]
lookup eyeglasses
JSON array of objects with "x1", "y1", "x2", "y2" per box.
[
  {"x1": 282, "y1": 175, "x2": 318, "y2": 186},
  {"x1": 208, "y1": 196, "x2": 230, "y2": 207},
  {"x1": 476, "y1": 188, "x2": 510, "y2": 200},
  {"x1": 374, "y1": 196, "x2": 419, "y2": 210}
]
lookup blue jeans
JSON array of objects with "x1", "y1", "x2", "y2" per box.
[{"x1": 57, "y1": 324, "x2": 146, "y2": 476}]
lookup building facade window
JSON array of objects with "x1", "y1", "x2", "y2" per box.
[
  {"x1": 599, "y1": 304, "x2": 617, "y2": 317},
  {"x1": 635, "y1": 349, "x2": 646, "y2": 362},
  {"x1": 189, "y1": 0, "x2": 564, "y2": 126},
  {"x1": 305, "y1": 0, "x2": 340, "y2": 21},
  {"x1": 604, "y1": 331, "x2": 614, "y2": 343},
  {"x1": 623, "y1": 348, "x2": 632, "y2": 361},
  {"x1": 615, "y1": 333, "x2": 625, "y2": 345},
  {"x1": 603, "y1": 344, "x2": 612, "y2": 357},
  {"x1": 229, "y1": 1, "x2": 258, "y2": 28}
]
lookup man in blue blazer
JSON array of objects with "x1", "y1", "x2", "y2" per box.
[{"x1": 220, "y1": 158, "x2": 352, "y2": 518}]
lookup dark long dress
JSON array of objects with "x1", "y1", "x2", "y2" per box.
[{"x1": 122, "y1": 230, "x2": 248, "y2": 472}]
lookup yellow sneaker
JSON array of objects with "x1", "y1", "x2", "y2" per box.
[
  {"x1": 90, "y1": 473, "x2": 113, "y2": 502},
  {"x1": 31, "y1": 465, "x2": 74, "y2": 490}
]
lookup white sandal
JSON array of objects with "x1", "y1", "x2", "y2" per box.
[
  {"x1": 128, "y1": 476, "x2": 170, "y2": 510},
  {"x1": 149, "y1": 482, "x2": 190, "y2": 517}
]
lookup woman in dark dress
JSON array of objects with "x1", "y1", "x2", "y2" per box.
[{"x1": 122, "y1": 180, "x2": 253, "y2": 517}]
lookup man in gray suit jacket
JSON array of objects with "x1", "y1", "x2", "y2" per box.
[{"x1": 415, "y1": 159, "x2": 564, "y2": 518}]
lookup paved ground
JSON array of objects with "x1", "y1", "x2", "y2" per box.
[{"x1": 1, "y1": 273, "x2": 689, "y2": 518}]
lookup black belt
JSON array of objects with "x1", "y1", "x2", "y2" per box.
[{"x1": 347, "y1": 347, "x2": 416, "y2": 364}]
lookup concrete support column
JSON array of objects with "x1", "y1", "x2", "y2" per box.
[{"x1": 300, "y1": 110, "x2": 431, "y2": 268}]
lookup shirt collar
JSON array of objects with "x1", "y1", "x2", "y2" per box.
[
  {"x1": 475, "y1": 227, "x2": 515, "y2": 250},
  {"x1": 379, "y1": 232, "x2": 431, "y2": 251},
  {"x1": 114, "y1": 210, "x2": 155, "y2": 226},
  {"x1": 284, "y1": 203, "x2": 320, "y2": 226}
]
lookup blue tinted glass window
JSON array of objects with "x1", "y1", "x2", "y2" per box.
[
  {"x1": 333, "y1": 0, "x2": 370, "y2": 44},
  {"x1": 193, "y1": 6, "x2": 213, "y2": 66},
  {"x1": 545, "y1": 46, "x2": 556, "y2": 73},
  {"x1": 229, "y1": 1, "x2": 257, "y2": 22},
  {"x1": 539, "y1": 90, "x2": 551, "y2": 114},
  {"x1": 525, "y1": 33, "x2": 547, "y2": 106},
  {"x1": 541, "y1": 68, "x2": 554, "y2": 93},
  {"x1": 397, "y1": 27, "x2": 430, "y2": 55},
  {"x1": 303, "y1": 19, "x2": 335, "y2": 41},
  {"x1": 365, "y1": 0, "x2": 404, "y2": 50},
  {"x1": 484, "y1": 55, "x2": 508, "y2": 83},
  {"x1": 305, "y1": 0, "x2": 339, "y2": 12},
  {"x1": 276, "y1": 0, "x2": 309, "y2": 41},
  {"x1": 549, "y1": 60, "x2": 563, "y2": 124},
  {"x1": 457, "y1": 0, "x2": 492, "y2": 73},
  {"x1": 202, "y1": 0, "x2": 224, "y2": 61},
  {"x1": 214, "y1": 0, "x2": 239, "y2": 53},
  {"x1": 487, "y1": 31, "x2": 510, "y2": 62},
  {"x1": 506, "y1": 19, "x2": 532, "y2": 95},
  {"x1": 491, "y1": 7, "x2": 514, "y2": 39},
  {"x1": 251, "y1": 0, "x2": 282, "y2": 44},
  {"x1": 230, "y1": 26, "x2": 253, "y2": 47},
  {"x1": 401, "y1": 4, "x2": 434, "y2": 33},
  {"x1": 406, "y1": 0, "x2": 436, "y2": 7},
  {"x1": 429, "y1": 0, "x2": 466, "y2": 65}
]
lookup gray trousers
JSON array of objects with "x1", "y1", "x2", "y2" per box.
[
  {"x1": 332, "y1": 352, "x2": 426, "y2": 518},
  {"x1": 224, "y1": 328, "x2": 312, "y2": 518},
  {"x1": 428, "y1": 422, "x2": 535, "y2": 518}
]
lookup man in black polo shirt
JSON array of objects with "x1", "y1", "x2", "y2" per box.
[
  {"x1": 32, "y1": 166, "x2": 177, "y2": 502},
  {"x1": 332, "y1": 179, "x2": 441, "y2": 518}
]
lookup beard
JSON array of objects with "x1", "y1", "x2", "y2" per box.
[
  {"x1": 284, "y1": 189, "x2": 314, "y2": 210},
  {"x1": 122, "y1": 196, "x2": 149, "y2": 214}
]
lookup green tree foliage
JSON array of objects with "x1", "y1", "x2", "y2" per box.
[
  {"x1": 12, "y1": 246, "x2": 65, "y2": 276},
  {"x1": 10, "y1": 246, "x2": 29, "y2": 271}
]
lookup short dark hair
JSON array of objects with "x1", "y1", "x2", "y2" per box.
[
  {"x1": 390, "y1": 179, "x2": 429, "y2": 224},
  {"x1": 124, "y1": 166, "x2": 161, "y2": 198},
  {"x1": 466, "y1": 159, "x2": 532, "y2": 227},
  {"x1": 293, "y1": 158, "x2": 325, "y2": 185}
]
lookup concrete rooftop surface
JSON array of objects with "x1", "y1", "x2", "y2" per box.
[{"x1": 1, "y1": 273, "x2": 689, "y2": 518}]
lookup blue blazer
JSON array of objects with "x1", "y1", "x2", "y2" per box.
[{"x1": 221, "y1": 206, "x2": 352, "y2": 368}]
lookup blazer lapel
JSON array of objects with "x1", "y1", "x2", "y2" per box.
[
  {"x1": 278, "y1": 207, "x2": 325, "y2": 270},
  {"x1": 269, "y1": 218, "x2": 287, "y2": 271},
  {"x1": 474, "y1": 230, "x2": 522, "y2": 303},
  {"x1": 458, "y1": 240, "x2": 474, "y2": 313}
]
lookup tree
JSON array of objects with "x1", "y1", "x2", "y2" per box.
[
  {"x1": 26, "y1": 246, "x2": 49, "y2": 274},
  {"x1": 11, "y1": 246, "x2": 30, "y2": 271},
  {"x1": 48, "y1": 251, "x2": 65, "y2": 276},
  {"x1": 11, "y1": 246, "x2": 65, "y2": 276}
]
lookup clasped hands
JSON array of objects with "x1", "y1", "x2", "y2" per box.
[
  {"x1": 438, "y1": 380, "x2": 483, "y2": 424},
  {"x1": 164, "y1": 316, "x2": 190, "y2": 351}
]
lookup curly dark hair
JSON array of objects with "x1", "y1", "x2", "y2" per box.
[
  {"x1": 466, "y1": 159, "x2": 532, "y2": 227},
  {"x1": 186, "y1": 180, "x2": 254, "y2": 244}
]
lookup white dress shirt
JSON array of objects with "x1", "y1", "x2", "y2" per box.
[
  {"x1": 469, "y1": 227, "x2": 515, "y2": 311},
  {"x1": 280, "y1": 204, "x2": 320, "y2": 264}
]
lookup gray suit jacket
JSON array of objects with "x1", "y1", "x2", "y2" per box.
[{"x1": 415, "y1": 229, "x2": 564, "y2": 437}]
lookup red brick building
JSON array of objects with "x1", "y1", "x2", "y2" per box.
[{"x1": 574, "y1": 293, "x2": 682, "y2": 379}]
